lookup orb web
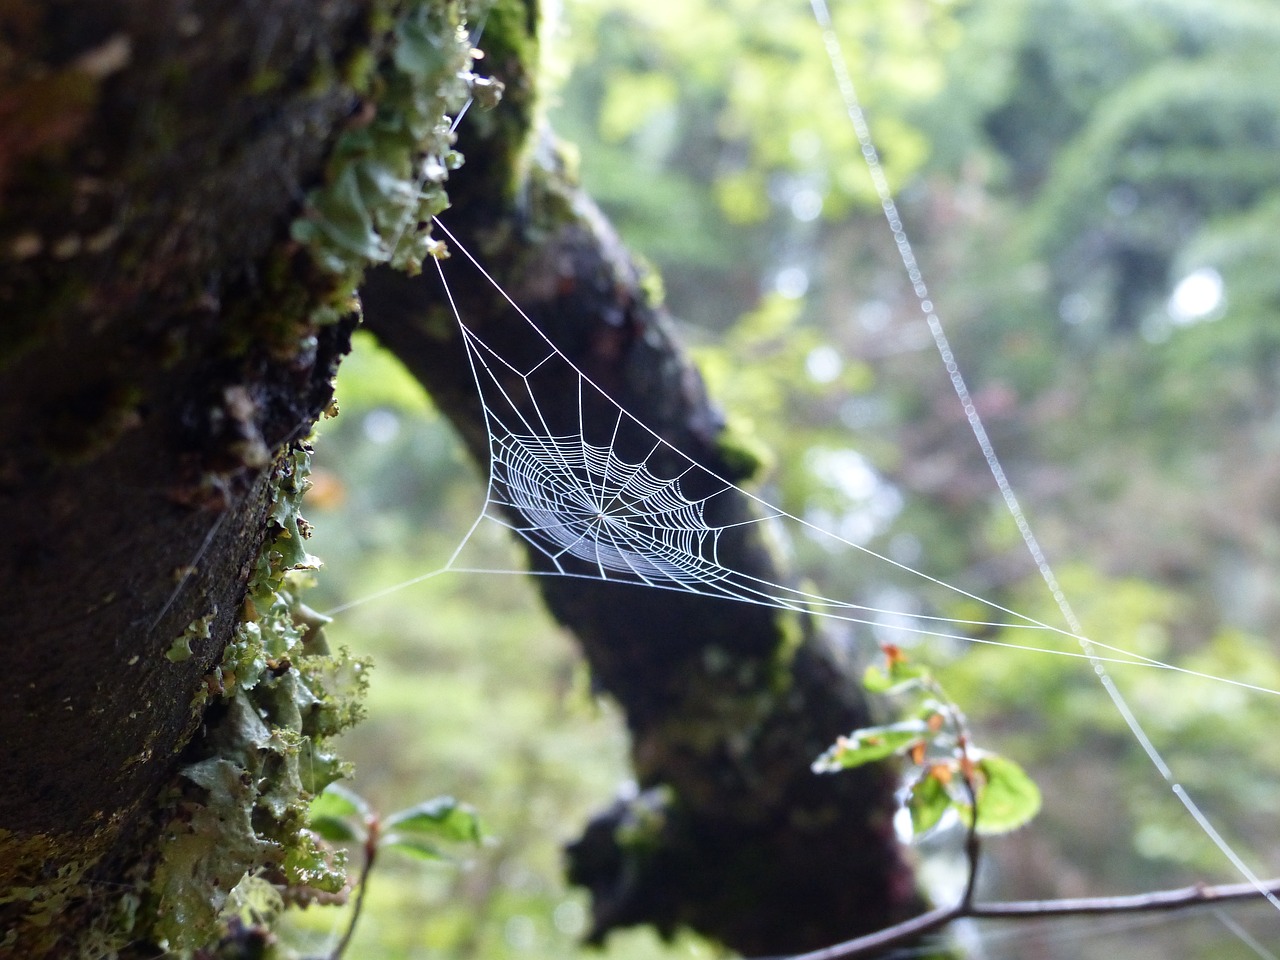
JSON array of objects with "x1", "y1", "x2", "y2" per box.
[{"x1": 490, "y1": 432, "x2": 729, "y2": 587}]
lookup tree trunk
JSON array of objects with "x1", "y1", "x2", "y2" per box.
[
  {"x1": 359, "y1": 1, "x2": 935, "y2": 953},
  {"x1": 0, "y1": 2, "x2": 465, "y2": 955}
]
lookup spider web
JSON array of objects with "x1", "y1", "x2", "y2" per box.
[
  {"x1": 426, "y1": 218, "x2": 1280, "y2": 691},
  {"x1": 421, "y1": 213, "x2": 1280, "y2": 948}
]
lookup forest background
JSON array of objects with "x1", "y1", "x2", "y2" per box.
[{"x1": 292, "y1": 0, "x2": 1280, "y2": 957}]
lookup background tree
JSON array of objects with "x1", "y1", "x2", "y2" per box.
[{"x1": 304, "y1": 0, "x2": 1280, "y2": 957}]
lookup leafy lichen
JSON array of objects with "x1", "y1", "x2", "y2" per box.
[
  {"x1": 143, "y1": 445, "x2": 368, "y2": 955},
  {"x1": 290, "y1": 0, "x2": 477, "y2": 290},
  {"x1": 133, "y1": 3, "x2": 493, "y2": 942},
  {"x1": 2, "y1": 1, "x2": 486, "y2": 955},
  {"x1": 166, "y1": 611, "x2": 216, "y2": 664}
]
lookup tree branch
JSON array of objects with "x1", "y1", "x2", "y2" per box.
[
  {"x1": 758, "y1": 876, "x2": 1280, "y2": 960},
  {"x1": 971, "y1": 877, "x2": 1280, "y2": 919}
]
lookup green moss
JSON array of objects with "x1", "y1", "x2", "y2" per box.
[
  {"x1": 427, "y1": 0, "x2": 541, "y2": 210},
  {"x1": 634, "y1": 254, "x2": 666, "y2": 310},
  {"x1": 713, "y1": 415, "x2": 774, "y2": 483},
  {"x1": 246, "y1": 68, "x2": 284, "y2": 96}
]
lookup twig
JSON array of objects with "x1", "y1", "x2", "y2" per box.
[
  {"x1": 761, "y1": 877, "x2": 1280, "y2": 960},
  {"x1": 957, "y1": 768, "x2": 981, "y2": 911},
  {"x1": 972, "y1": 877, "x2": 1280, "y2": 919},
  {"x1": 329, "y1": 818, "x2": 380, "y2": 960}
]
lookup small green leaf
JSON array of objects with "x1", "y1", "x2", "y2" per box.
[
  {"x1": 310, "y1": 817, "x2": 362, "y2": 843},
  {"x1": 888, "y1": 656, "x2": 928, "y2": 685},
  {"x1": 383, "y1": 796, "x2": 481, "y2": 845},
  {"x1": 907, "y1": 769, "x2": 952, "y2": 836},
  {"x1": 862, "y1": 660, "x2": 927, "y2": 694},
  {"x1": 308, "y1": 783, "x2": 370, "y2": 842},
  {"x1": 379, "y1": 835, "x2": 445, "y2": 861},
  {"x1": 972, "y1": 754, "x2": 1042, "y2": 835},
  {"x1": 310, "y1": 783, "x2": 370, "y2": 821},
  {"x1": 812, "y1": 721, "x2": 926, "y2": 772},
  {"x1": 862, "y1": 665, "x2": 893, "y2": 693}
]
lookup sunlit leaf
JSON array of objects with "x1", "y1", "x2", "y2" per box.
[
  {"x1": 862, "y1": 660, "x2": 927, "y2": 694},
  {"x1": 383, "y1": 796, "x2": 482, "y2": 844},
  {"x1": 971, "y1": 754, "x2": 1041, "y2": 835},
  {"x1": 862, "y1": 665, "x2": 894, "y2": 693},
  {"x1": 812, "y1": 721, "x2": 926, "y2": 772}
]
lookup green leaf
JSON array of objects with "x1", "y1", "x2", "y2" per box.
[
  {"x1": 308, "y1": 783, "x2": 370, "y2": 842},
  {"x1": 862, "y1": 659, "x2": 927, "y2": 694},
  {"x1": 382, "y1": 796, "x2": 481, "y2": 845},
  {"x1": 861, "y1": 665, "x2": 894, "y2": 693},
  {"x1": 379, "y1": 835, "x2": 446, "y2": 861},
  {"x1": 310, "y1": 816, "x2": 363, "y2": 843},
  {"x1": 972, "y1": 754, "x2": 1042, "y2": 835},
  {"x1": 888, "y1": 656, "x2": 928, "y2": 685},
  {"x1": 907, "y1": 770, "x2": 952, "y2": 836},
  {"x1": 812, "y1": 721, "x2": 926, "y2": 772},
  {"x1": 310, "y1": 782, "x2": 370, "y2": 821}
]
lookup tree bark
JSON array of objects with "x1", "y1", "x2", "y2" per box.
[
  {"x1": 359, "y1": 1, "x2": 935, "y2": 953},
  {"x1": 0, "y1": 2, "x2": 400, "y2": 954}
]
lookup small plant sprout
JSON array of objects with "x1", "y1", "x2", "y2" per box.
[
  {"x1": 307, "y1": 784, "x2": 482, "y2": 960},
  {"x1": 814, "y1": 644, "x2": 1041, "y2": 843}
]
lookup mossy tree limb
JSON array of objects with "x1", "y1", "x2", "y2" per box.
[{"x1": 359, "y1": 0, "x2": 940, "y2": 953}]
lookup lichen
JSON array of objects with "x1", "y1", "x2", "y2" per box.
[
  {"x1": 0, "y1": 448, "x2": 367, "y2": 960},
  {"x1": 132, "y1": 5, "x2": 490, "y2": 943},
  {"x1": 166, "y1": 611, "x2": 216, "y2": 664},
  {"x1": 141, "y1": 445, "x2": 368, "y2": 956},
  {"x1": 3, "y1": 2, "x2": 487, "y2": 955},
  {"x1": 289, "y1": 0, "x2": 477, "y2": 293}
]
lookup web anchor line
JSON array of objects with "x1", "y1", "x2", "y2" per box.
[{"x1": 808, "y1": 0, "x2": 1280, "y2": 921}]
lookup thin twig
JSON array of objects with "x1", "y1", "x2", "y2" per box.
[
  {"x1": 957, "y1": 760, "x2": 981, "y2": 911},
  {"x1": 972, "y1": 877, "x2": 1280, "y2": 919},
  {"x1": 330, "y1": 819, "x2": 380, "y2": 960},
  {"x1": 760, "y1": 877, "x2": 1280, "y2": 960}
]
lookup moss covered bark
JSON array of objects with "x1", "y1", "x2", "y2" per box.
[{"x1": 0, "y1": 2, "x2": 470, "y2": 956}]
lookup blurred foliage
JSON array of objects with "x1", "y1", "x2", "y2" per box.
[
  {"x1": 299, "y1": 0, "x2": 1280, "y2": 957},
  {"x1": 547, "y1": 0, "x2": 958, "y2": 327}
]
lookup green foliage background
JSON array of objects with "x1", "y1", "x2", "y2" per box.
[{"x1": 293, "y1": 0, "x2": 1280, "y2": 956}]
